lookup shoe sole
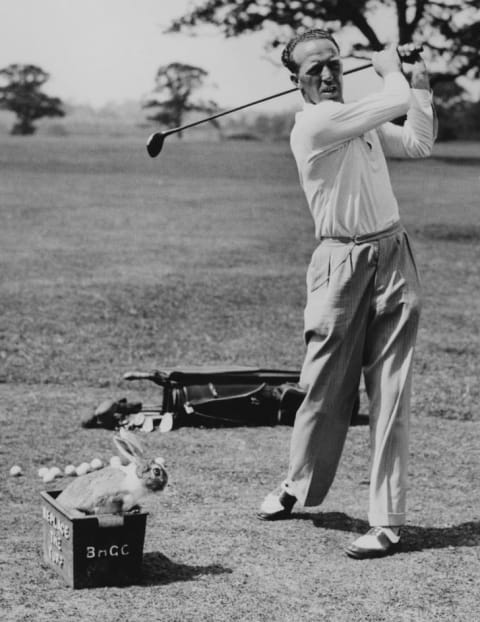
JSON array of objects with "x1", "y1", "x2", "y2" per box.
[
  {"x1": 257, "y1": 490, "x2": 296, "y2": 521},
  {"x1": 345, "y1": 542, "x2": 401, "y2": 559}
]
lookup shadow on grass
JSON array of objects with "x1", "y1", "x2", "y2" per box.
[
  {"x1": 294, "y1": 511, "x2": 480, "y2": 553},
  {"x1": 140, "y1": 551, "x2": 232, "y2": 586}
]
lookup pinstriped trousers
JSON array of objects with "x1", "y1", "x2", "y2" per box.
[{"x1": 284, "y1": 222, "x2": 421, "y2": 527}]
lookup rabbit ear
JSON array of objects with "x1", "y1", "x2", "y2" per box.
[
  {"x1": 120, "y1": 428, "x2": 146, "y2": 456},
  {"x1": 113, "y1": 429, "x2": 145, "y2": 462}
]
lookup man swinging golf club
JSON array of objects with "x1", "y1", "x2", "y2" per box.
[{"x1": 258, "y1": 29, "x2": 437, "y2": 559}]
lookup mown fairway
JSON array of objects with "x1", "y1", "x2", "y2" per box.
[{"x1": 1, "y1": 135, "x2": 479, "y2": 621}]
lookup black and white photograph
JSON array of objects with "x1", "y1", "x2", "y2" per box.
[{"x1": 1, "y1": 1, "x2": 479, "y2": 620}]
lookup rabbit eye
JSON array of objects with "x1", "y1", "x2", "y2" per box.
[{"x1": 152, "y1": 466, "x2": 162, "y2": 477}]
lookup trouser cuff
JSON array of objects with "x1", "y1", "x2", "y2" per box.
[{"x1": 368, "y1": 512, "x2": 405, "y2": 527}]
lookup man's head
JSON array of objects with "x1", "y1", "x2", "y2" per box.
[{"x1": 282, "y1": 29, "x2": 343, "y2": 104}]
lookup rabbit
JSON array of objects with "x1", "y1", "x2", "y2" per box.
[{"x1": 56, "y1": 429, "x2": 168, "y2": 515}]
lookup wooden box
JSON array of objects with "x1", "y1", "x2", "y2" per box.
[{"x1": 41, "y1": 490, "x2": 148, "y2": 589}]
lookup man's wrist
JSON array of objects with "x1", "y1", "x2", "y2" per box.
[
  {"x1": 409, "y1": 65, "x2": 430, "y2": 89},
  {"x1": 382, "y1": 69, "x2": 405, "y2": 82},
  {"x1": 411, "y1": 75, "x2": 430, "y2": 89}
]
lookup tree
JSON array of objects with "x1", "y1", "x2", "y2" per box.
[
  {"x1": 167, "y1": 1, "x2": 480, "y2": 86},
  {"x1": 433, "y1": 80, "x2": 470, "y2": 140},
  {"x1": 143, "y1": 62, "x2": 219, "y2": 136},
  {"x1": 0, "y1": 64, "x2": 64, "y2": 135}
]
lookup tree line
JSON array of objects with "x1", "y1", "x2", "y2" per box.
[
  {"x1": 1, "y1": 1, "x2": 479, "y2": 140},
  {"x1": 2, "y1": 59, "x2": 479, "y2": 141}
]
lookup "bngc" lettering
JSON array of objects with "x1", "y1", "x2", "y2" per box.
[
  {"x1": 85, "y1": 544, "x2": 130, "y2": 559},
  {"x1": 86, "y1": 544, "x2": 130, "y2": 559}
]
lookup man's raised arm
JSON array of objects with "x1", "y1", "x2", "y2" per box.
[
  {"x1": 293, "y1": 46, "x2": 412, "y2": 150},
  {"x1": 378, "y1": 54, "x2": 437, "y2": 158}
]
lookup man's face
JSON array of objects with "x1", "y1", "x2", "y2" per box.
[{"x1": 291, "y1": 38, "x2": 343, "y2": 104}]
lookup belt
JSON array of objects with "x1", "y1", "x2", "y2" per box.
[{"x1": 319, "y1": 221, "x2": 403, "y2": 245}]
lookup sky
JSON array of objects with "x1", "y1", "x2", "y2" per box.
[{"x1": 0, "y1": 0, "x2": 398, "y2": 111}]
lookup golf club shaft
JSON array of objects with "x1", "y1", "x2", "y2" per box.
[
  {"x1": 163, "y1": 62, "x2": 373, "y2": 137},
  {"x1": 147, "y1": 44, "x2": 423, "y2": 156}
]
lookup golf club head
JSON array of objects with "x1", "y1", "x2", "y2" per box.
[{"x1": 146, "y1": 132, "x2": 166, "y2": 158}]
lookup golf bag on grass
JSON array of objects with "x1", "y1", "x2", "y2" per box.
[{"x1": 83, "y1": 366, "x2": 366, "y2": 432}]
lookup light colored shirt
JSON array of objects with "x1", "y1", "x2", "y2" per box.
[{"x1": 290, "y1": 72, "x2": 436, "y2": 238}]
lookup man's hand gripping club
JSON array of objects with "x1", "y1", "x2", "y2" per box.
[{"x1": 373, "y1": 43, "x2": 430, "y2": 90}]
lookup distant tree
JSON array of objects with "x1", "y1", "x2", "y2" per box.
[
  {"x1": 0, "y1": 64, "x2": 65, "y2": 135},
  {"x1": 143, "y1": 62, "x2": 219, "y2": 137},
  {"x1": 433, "y1": 80, "x2": 474, "y2": 141},
  {"x1": 252, "y1": 112, "x2": 292, "y2": 140},
  {"x1": 465, "y1": 100, "x2": 480, "y2": 138},
  {"x1": 167, "y1": 1, "x2": 480, "y2": 86}
]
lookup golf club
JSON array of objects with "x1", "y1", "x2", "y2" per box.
[{"x1": 146, "y1": 45, "x2": 423, "y2": 158}]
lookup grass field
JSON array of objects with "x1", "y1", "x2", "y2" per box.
[{"x1": 0, "y1": 135, "x2": 479, "y2": 621}]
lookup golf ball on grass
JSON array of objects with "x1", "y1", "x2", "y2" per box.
[
  {"x1": 90, "y1": 458, "x2": 103, "y2": 470},
  {"x1": 76, "y1": 462, "x2": 91, "y2": 476},
  {"x1": 10, "y1": 465, "x2": 23, "y2": 477},
  {"x1": 64, "y1": 464, "x2": 76, "y2": 476},
  {"x1": 110, "y1": 456, "x2": 122, "y2": 468},
  {"x1": 38, "y1": 467, "x2": 49, "y2": 478}
]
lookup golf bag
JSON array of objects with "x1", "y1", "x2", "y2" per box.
[{"x1": 83, "y1": 366, "x2": 365, "y2": 432}]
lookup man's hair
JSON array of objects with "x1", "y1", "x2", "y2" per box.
[{"x1": 281, "y1": 29, "x2": 340, "y2": 74}]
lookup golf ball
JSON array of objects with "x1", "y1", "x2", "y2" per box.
[
  {"x1": 64, "y1": 464, "x2": 76, "y2": 476},
  {"x1": 49, "y1": 467, "x2": 62, "y2": 479},
  {"x1": 10, "y1": 465, "x2": 23, "y2": 477},
  {"x1": 43, "y1": 472, "x2": 55, "y2": 483},
  {"x1": 38, "y1": 467, "x2": 49, "y2": 478},
  {"x1": 90, "y1": 458, "x2": 103, "y2": 470},
  {"x1": 76, "y1": 462, "x2": 91, "y2": 476},
  {"x1": 110, "y1": 456, "x2": 122, "y2": 467}
]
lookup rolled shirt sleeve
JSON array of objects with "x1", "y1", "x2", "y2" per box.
[{"x1": 377, "y1": 89, "x2": 437, "y2": 158}]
